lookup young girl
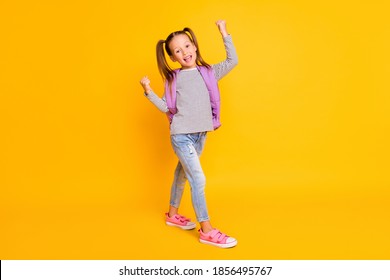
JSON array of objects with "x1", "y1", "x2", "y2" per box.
[{"x1": 140, "y1": 20, "x2": 238, "y2": 248}]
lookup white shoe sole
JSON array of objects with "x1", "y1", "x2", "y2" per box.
[
  {"x1": 166, "y1": 221, "x2": 196, "y2": 230},
  {"x1": 199, "y1": 239, "x2": 238, "y2": 248}
]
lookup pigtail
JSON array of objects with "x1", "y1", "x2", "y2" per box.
[
  {"x1": 156, "y1": 39, "x2": 174, "y2": 84},
  {"x1": 183, "y1": 27, "x2": 211, "y2": 69}
]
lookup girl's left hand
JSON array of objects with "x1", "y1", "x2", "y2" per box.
[{"x1": 216, "y1": 20, "x2": 228, "y2": 37}]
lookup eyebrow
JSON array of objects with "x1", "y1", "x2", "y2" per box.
[{"x1": 173, "y1": 41, "x2": 192, "y2": 51}]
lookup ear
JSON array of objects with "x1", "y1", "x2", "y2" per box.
[{"x1": 170, "y1": 56, "x2": 176, "y2": 62}]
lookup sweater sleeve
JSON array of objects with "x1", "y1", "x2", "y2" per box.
[
  {"x1": 212, "y1": 35, "x2": 238, "y2": 81},
  {"x1": 144, "y1": 90, "x2": 169, "y2": 113}
]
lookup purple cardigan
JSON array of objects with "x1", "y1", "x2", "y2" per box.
[{"x1": 164, "y1": 65, "x2": 221, "y2": 130}]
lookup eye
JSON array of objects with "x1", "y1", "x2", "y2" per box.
[{"x1": 186, "y1": 44, "x2": 190, "y2": 48}]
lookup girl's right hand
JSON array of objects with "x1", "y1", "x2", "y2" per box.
[{"x1": 140, "y1": 76, "x2": 152, "y2": 94}]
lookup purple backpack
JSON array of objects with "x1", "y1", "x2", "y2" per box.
[{"x1": 164, "y1": 65, "x2": 221, "y2": 130}]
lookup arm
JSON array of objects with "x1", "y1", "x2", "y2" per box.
[
  {"x1": 212, "y1": 20, "x2": 238, "y2": 81},
  {"x1": 140, "y1": 76, "x2": 169, "y2": 113}
]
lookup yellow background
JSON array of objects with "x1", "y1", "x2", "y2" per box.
[{"x1": 1, "y1": 0, "x2": 389, "y2": 259}]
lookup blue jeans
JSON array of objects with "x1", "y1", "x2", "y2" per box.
[{"x1": 170, "y1": 132, "x2": 209, "y2": 222}]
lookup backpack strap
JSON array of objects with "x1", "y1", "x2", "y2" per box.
[
  {"x1": 197, "y1": 66, "x2": 221, "y2": 129},
  {"x1": 164, "y1": 69, "x2": 180, "y2": 123}
]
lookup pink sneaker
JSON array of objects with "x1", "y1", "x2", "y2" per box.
[
  {"x1": 199, "y1": 228, "x2": 237, "y2": 248},
  {"x1": 165, "y1": 213, "x2": 196, "y2": 230}
]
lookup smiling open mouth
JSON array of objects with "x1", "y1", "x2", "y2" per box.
[{"x1": 183, "y1": 55, "x2": 192, "y2": 63}]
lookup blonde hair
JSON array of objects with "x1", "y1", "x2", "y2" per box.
[{"x1": 156, "y1": 27, "x2": 210, "y2": 85}]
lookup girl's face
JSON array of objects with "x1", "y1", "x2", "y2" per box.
[{"x1": 168, "y1": 34, "x2": 197, "y2": 69}]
